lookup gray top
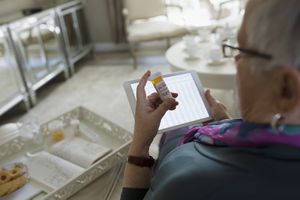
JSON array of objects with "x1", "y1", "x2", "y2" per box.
[{"x1": 143, "y1": 133, "x2": 300, "y2": 200}]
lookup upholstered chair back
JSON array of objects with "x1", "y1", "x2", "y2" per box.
[{"x1": 124, "y1": 0, "x2": 166, "y2": 21}]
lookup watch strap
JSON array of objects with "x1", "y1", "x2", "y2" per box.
[{"x1": 127, "y1": 155, "x2": 155, "y2": 167}]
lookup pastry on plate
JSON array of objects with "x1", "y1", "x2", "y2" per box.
[{"x1": 0, "y1": 163, "x2": 28, "y2": 197}]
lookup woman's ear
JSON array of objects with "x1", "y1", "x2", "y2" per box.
[{"x1": 272, "y1": 66, "x2": 300, "y2": 113}]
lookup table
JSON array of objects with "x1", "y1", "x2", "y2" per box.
[{"x1": 165, "y1": 41, "x2": 236, "y2": 90}]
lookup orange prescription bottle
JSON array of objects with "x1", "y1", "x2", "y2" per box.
[{"x1": 149, "y1": 72, "x2": 172, "y2": 100}]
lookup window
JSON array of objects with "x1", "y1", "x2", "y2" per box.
[{"x1": 166, "y1": 0, "x2": 245, "y2": 27}]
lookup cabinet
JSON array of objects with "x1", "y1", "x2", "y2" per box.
[
  {"x1": 0, "y1": 1, "x2": 91, "y2": 114},
  {"x1": 56, "y1": 0, "x2": 92, "y2": 74},
  {"x1": 0, "y1": 25, "x2": 29, "y2": 116},
  {"x1": 9, "y1": 10, "x2": 69, "y2": 105}
]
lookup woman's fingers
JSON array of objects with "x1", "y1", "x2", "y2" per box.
[
  {"x1": 148, "y1": 92, "x2": 160, "y2": 102},
  {"x1": 205, "y1": 89, "x2": 218, "y2": 106},
  {"x1": 136, "y1": 71, "x2": 151, "y2": 102},
  {"x1": 205, "y1": 90, "x2": 227, "y2": 110},
  {"x1": 204, "y1": 89, "x2": 230, "y2": 120},
  {"x1": 171, "y1": 92, "x2": 178, "y2": 98},
  {"x1": 148, "y1": 92, "x2": 178, "y2": 105},
  {"x1": 154, "y1": 98, "x2": 179, "y2": 119},
  {"x1": 219, "y1": 102, "x2": 227, "y2": 111}
]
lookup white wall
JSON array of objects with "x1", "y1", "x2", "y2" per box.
[
  {"x1": 0, "y1": 0, "x2": 35, "y2": 15},
  {"x1": 83, "y1": 0, "x2": 129, "y2": 52},
  {"x1": 84, "y1": 0, "x2": 113, "y2": 43},
  {"x1": 0, "y1": 0, "x2": 59, "y2": 23}
]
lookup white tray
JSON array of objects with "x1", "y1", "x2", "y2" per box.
[{"x1": 0, "y1": 106, "x2": 132, "y2": 200}]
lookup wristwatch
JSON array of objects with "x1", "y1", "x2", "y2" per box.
[{"x1": 127, "y1": 155, "x2": 155, "y2": 167}]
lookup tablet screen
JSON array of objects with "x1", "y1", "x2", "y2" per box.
[{"x1": 128, "y1": 72, "x2": 211, "y2": 132}]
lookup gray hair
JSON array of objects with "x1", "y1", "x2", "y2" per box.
[{"x1": 246, "y1": 0, "x2": 300, "y2": 71}]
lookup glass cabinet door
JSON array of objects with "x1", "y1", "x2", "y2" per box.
[
  {"x1": 0, "y1": 33, "x2": 22, "y2": 104},
  {"x1": 18, "y1": 27, "x2": 48, "y2": 83},
  {"x1": 76, "y1": 9, "x2": 90, "y2": 47},
  {"x1": 39, "y1": 19, "x2": 64, "y2": 70},
  {"x1": 63, "y1": 13, "x2": 80, "y2": 55}
]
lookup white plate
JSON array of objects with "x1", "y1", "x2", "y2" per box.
[
  {"x1": 207, "y1": 59, "x2": 226, "y2": 66},
  {"x1": 183, "y1": 46, "x2": 200, "y2": 52},
  {"x1": 185, "y1": 55, "x2": 200, "y2": 61}
]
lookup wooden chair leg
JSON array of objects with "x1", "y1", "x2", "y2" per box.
[{"x1": 129, "y1": 43, "x2": 137, "y2": 69}]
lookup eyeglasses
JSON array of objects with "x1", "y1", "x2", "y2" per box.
[{"x1": 222, "y1": 44, "x2": 273, "y2": 61}]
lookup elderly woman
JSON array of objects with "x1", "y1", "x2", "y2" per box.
[{"x1": 121, "y1": 0, "x2": 300, "y2": 199}]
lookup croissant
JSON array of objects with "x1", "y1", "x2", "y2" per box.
[{"x1": 0, "y1": 164, "x2": 28, "y2": 197}]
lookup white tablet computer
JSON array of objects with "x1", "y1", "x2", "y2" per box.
[{"x1": 123, "y1": 71, "x2": 212, "y2": 133}]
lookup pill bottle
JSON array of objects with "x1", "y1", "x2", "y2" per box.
[{"x1": 149, "y1": 72, "x2": 172, "y2": 100}]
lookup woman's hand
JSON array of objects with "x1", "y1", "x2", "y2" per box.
[
  {"x1": 205, "y1": 89, "x2": 230, "y2": 121},
  {"x1": 129, "y1": 71, "x2": 179, "y2": 157}
]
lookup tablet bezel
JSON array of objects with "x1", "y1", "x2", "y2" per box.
[{"x1": 123, "y1": 70, "x2": 212, "y2": 133}]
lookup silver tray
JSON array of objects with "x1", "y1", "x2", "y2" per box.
[{"x1": 0, "y1": 106, "x2": 132, "y2": 200}]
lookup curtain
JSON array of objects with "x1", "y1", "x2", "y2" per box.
[{"x1": 106, "y1": 0, "x2": 127, "y2": 44}]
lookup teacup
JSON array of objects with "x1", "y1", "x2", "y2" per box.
[
  {"x1": 183, "y1": 35, "x2": 198, "y2": 48},
  {"x1": 209, "y1": 47, "x2": 223, "y2": 62},
  {"x1": 185, "y1": 47, "x2": 199, "y2": 58},
  {"x1": 198, "y1": 28, "x2": 211, "y2": 42},
  {"x1": 219, "y1": 24, "x2": 234, "y2": 41}
]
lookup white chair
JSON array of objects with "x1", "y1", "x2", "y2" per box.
[
  {"x1": 207, "y1": 0, "x2": 245, "y2": 20},
  {"x1": 123, "y1": 0, "x2": 188, "y2": 68}
]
